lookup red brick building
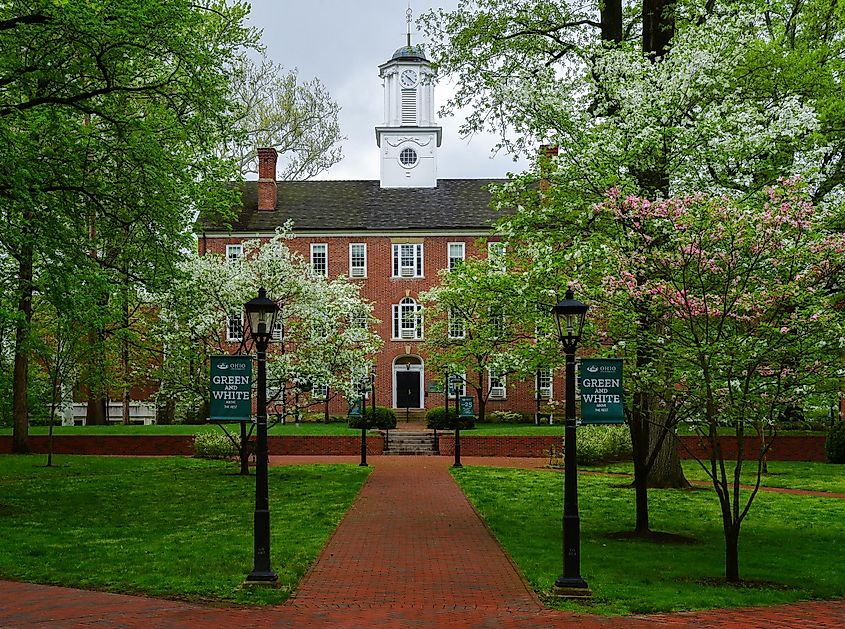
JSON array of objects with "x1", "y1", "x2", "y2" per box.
[{"x1": 199, "y1": 44, "x2": 560, "y2": 418}]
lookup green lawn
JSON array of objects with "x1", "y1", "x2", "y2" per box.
[
  {"x1": 452, "y1": 465, "x2": 845, "y2": 615},
  {"x1": 584, "y1": 461, "x2": 845, "y2": 494},
  {"x1": 0, "y1": 455, "x2": 368, "y2": 604}
]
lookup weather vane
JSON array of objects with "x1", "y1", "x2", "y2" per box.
[{"x1": 406, "y1": 2, "x2": 413, "y2": 47}]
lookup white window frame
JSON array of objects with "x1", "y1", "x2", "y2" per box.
[
  {"x1": 489, "y1": 307, "x2": 505, "y2": 339},
  {"x1": 488, "y1": 241, "x2": 506, "y2": 272},
  {"x1": 447, "y1": 242, "x2": 465, "y2": 271},
  {"x1": 349, "y1": 243, "x2": 367, "y2": 278},
  {"x1": 310, "y1": 243, "x2": 328, "y2": 277},
  {"x1": 226, "y1": 309, "x2": 243, "y2": 342},
  {"x1": 226, "y1": 244, "x2": 243, "y2": 263},
  {"x1": 313, "y1": 383, "x2": 329, "y2": 399},
  {"x1": 448, "y1": 309, "x2": 466, "y2": 339},
  {"x1": 392, "y1": 297, "x2": 423, "y2": 340},
  {"x1": 448, "y1": 373, "x2": 466, "y2": 399},
  {"x1": 392, "y1": 243, "x2": 424, "y2": 278},
  {"x1": 537, "y1": 368, "x2": 552, "y2": 400},
  {"x1": 488, "y1": 368, "x2": 507, "y2": 399}
]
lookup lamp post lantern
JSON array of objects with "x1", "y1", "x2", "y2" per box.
[
  {"x1": 550, "y1": 288, "x2": 591, "y2": 597},
  {"x1": 244, "y1": 287, "x2": 280, "y2": 585}
]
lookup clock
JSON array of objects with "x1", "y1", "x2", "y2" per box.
[{"x1": 400, "y1": 69, "x2": 418, "y2": 88}]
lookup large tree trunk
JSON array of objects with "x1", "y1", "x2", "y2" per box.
[
  {"x1": 647, "y1": 419, "x2": 688, "y2": 488},
  {"x1": 11, "y1": 243, "x2": 33, "y2": 453},
  {"x1": 643, "y1": 0, "x2": 676, "y2": 59},
  {"x1": 601, "y1": 0, "x2": 623, "y2": 43}
]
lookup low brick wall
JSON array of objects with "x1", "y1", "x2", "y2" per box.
[
  {"x1": 437, "y1": 435, "x2": 560, "y2": 458},
  {"x1": 677, "y1": 435, "x2": 826, "y2": 462},
  {"x1": 0, "y1": 433, "x2": 827, "y2": 461},
  {"x1": 0, "y1": 435, "x2": 196, "y2": 456}
]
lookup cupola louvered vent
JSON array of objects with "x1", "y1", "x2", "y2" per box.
[{"x1": 401, "y1": 89, "x2": 416, "y2": 125}]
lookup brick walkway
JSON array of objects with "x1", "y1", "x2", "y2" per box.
[{"x1": 0, "y1": 455, "x2": 842, "y2": 627}]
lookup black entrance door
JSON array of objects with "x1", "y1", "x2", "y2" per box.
[{"x1": 396, "y1": 371, "x2": 421, "y2": 408}]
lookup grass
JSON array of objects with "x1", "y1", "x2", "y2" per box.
[
  {"x1": 585, "y1": 460, "x2": 845, "y2": 494},
  {"x1": 0, "y1": 455, "x2": 369, "y2": 605},
  {"x1": 451, "y1": 465, "x2": 845, "y2": 615}
]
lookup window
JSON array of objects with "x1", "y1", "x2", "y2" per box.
[
  {"x1": 349, "y1": 243, "x2": 367, "y2": 278},
  {"x1": 488, "y1": 368, "x2": 507, "y2": 399},
  {"x1": 447, "y1": 242, "x2": 465, "y2": 271},
  {"x1": 310, "y1": 243, "x2": 328, "y2": 277},
  {"x1": 313, "y1": 383, "x2": 329, "y2": 399},
  {"x1": 392, "y1": 297, "x2": 423, "y2": 340},
  {"x1": 399, "y1": 147, "x2": 418, "y2": 167},
  {"x1": 351, "y1": 308, "x2": 368, "y2": 330},
  {"x1": 226, "y1": 244, "x2": 243, "y2": 262},
  {"x1": 448, "y1": 309, "x2": 465, "y2": 339},
  {"x1": 537, "y1": 368, "x2": 552, "y2": 400},
  {"x1": 488, "y1": 241, "x2": 506, "y2": 272},
  {"x1": 271, "y1": 319, "x2": 283, "y2": 342},
  {"x1": 489, "y1": 307, "x2": 505, "y2": 339},
  {"x1": 392, "y1": 243, "x2": 423, "y2": 278},
  {"x1": 448, "y1": 373, "x2": 466, "y2": 398},
  {"x1": 226, "y1": 309, "x2": 243, "y2": 341}
]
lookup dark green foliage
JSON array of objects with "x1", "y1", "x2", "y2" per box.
[
  {"x1": 348, "y1": 406, "x2": 397, "y2": 430},
  {"x1": 426, "y1": 407, "x2": 475, "y2": 430},
  {"x1": 825, "y1": 422, "x2": 845, "y2": 463}
]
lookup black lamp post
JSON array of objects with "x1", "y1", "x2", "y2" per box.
[
  {"x1": 359, "y1": 376, "x2": 368, "y2": 467},
  {"x1": 244, "y1": 287, "x2": 280, "y2": 585},
  {"x1": 550, "y1": 288, "x2": 591, "y2": 597}
]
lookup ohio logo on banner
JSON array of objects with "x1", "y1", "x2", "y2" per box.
[
  {"x1": 210, "y1": 355, "x2": 253, "y2": 421},
  {"x1": 579, "y1": 358, "x2": 624, "y2": 424}
]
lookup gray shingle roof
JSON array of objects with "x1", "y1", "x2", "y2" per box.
[{"x1": 202, "y1": 179, "x2": 509, "y2": 233}]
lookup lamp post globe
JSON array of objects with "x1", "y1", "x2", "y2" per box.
[
  {"x1": 551, "y1": 288, "x2": 591, "y2": 597},
  {"x1": 244, "y1": 287, "x2": 280, "y2": 585}
]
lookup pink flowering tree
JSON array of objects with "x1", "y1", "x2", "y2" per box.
[{"x1": 597, "y1": 180, "x2": 845, "y2": 580}]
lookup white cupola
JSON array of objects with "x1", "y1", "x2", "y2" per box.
[{"x1": 375, "y1": 42, "x2": 442, "y2": 188}]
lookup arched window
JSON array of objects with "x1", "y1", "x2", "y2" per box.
[{"x1": 392, "y1": 297, "x2": 422, "y2": 340}]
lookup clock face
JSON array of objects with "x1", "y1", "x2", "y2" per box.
[{"x1": 400, "y1": 69, "x2": 418, "y2": 88}]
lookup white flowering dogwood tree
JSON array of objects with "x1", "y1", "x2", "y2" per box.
[
  {"x1": 421, "y1": 256, "x2": 561, "y2": 422},
  {"x1": 152, "y1": 229, "x2": 381, "y2": 423}
]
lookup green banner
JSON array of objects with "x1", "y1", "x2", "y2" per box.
[
  {"x1": 348, "y1": 399, "x2": 363, "y2": 417},
  {"x1": 458, "y1": 395, "x2": 475, "y2": 418},
  {"x1": 579, "y1": 358, "x2": 625, "y2": 424},
  {"x1": 209, "y1": 355, "x2": 253, "y2": 421}
]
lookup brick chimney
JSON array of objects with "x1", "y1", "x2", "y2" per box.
[
  {"x1": 539, "y1": 144, "x2": 558, "y2": 193},
  {"x1": 257, "y1": 147, "x2": 277, "y2": 212}
]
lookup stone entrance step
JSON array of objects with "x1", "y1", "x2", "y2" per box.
[{"x1": 383, "y1": 430, "x2": 438, "y2": 455}]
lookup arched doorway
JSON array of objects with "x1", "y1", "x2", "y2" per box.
[{"x1": 393, "y1": 355, "x2": 424, "y2": 409}]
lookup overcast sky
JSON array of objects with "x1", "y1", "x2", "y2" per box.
[{"x1": 246, "y1": 1, "x2": 530, "y2": 180}]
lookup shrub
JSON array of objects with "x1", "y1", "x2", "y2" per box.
[
  {"x1": 194, "y1": 431, "x2": 239, "y2": 460},
  {"x1": 576, "y1": 424, "x2": 632, "y2": 465},
  {"x1": 486, "y1": 410, "x2": 531, "y2": 424},
  {"x1": 826, "y1": 422, "x2": 845, "y2": 464},
  {"x1": 348, "y1": 406, "x2": 397, "y2": 430},
  {"x1": 426, "y1": 407, "x2": 475, "y2": 430}
]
